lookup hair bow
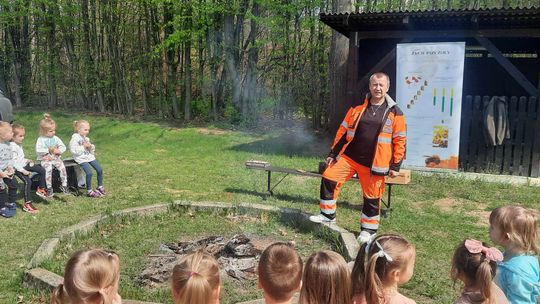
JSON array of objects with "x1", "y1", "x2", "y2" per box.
[
  {"x1": 374, "y1": 240, "x2": 393, "y2": 262},
  {"x1": 364, "y1": 233, "x2": 378, "y2": 254},
  {"x1": 464, "y1": 239, "x2": 503, "y2": 262}
]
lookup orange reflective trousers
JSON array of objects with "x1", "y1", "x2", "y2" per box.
[{"x1": 319, "y1": 155, "x2": 385, "y2": 231}]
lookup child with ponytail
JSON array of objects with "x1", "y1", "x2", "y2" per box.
[
  {"x1": 451, "y1": 239, "x2": 508, "y2": 304},
  {"x1": 171, "y1": 250, "x2": 221, "y2": 304},
  {"x1": 51, "y1": 249, "x2": 122, "y2": 304},
  {"x1": 351, "y1": 234, "x2": 416, "y2": 304},
  {"x1": 36, "y1": 113, "x2": 69, "y2": 196}
]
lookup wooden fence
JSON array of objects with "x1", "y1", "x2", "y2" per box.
[{"x1": 459, "y1": 95, "x2": 540, "y2": 177}]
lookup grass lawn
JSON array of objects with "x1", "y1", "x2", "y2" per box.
[{"x1": 0, "y1": 111, "x2": 539, "y2": 304}]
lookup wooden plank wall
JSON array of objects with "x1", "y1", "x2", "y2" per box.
[{"x1": 459, "y1": 95, "x2": 540, "y2": 177}]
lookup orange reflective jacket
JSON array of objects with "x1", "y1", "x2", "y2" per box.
[{"x1": 329, "y1": 94, "x2": 407, "y2": 176}]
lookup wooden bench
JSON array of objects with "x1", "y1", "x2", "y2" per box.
[{"x1": 245, "y1": 160, "x2": 411, "y2": 217}]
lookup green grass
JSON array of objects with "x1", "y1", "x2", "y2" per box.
[{"x1": 1, "y1": 111, "x2": 539, "y2": 303}]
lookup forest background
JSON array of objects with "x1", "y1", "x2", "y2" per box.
[{"x1": 1, "y1": 0, "x2": 537, "y2": 129}]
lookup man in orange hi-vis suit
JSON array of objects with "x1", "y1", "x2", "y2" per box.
[{"x1": 309, "y1": 72, "x2": 407, "y2": 244}]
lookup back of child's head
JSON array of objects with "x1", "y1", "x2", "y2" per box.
[
  {"x1": 299, "y1": 250, "x2": 351, "y2": 304},
  {"x1": 39, "y1": 113, "x2": 55, "y2": 135},
  {"x1": 489, "y1": 205, "x2": 540, "y2": 255},
  {"x1": 258, "y1": 242, "x2": 303, "y2": 302},
  {"x1": 451, "y1": 239, "x2": 503, "y2": 303},
  {"x1": 73, "y1": 120, "x2": 90, "y2": 132},
  {"x1": 171, "y1": 250, "x2": 221, "y2": 304},
  {"x1": 51, "y1": 248, "x2": 120, "y2": 304},
  {"x1": 0, "y1": 121, "x2": 12, "y2": 139},
  {"x1": 12, "y1": 123, "x2": 24, "y2": 136},
  {"x1": 351, "y1": 234, "x2": 415, "y2": 304}
]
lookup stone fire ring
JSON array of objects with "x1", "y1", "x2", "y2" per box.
[{"x1": 23, "y1": 201, "x2": 360, "y2": 304}]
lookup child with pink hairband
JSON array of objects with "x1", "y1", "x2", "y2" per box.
[{"x1": 451, "y1": 239, "x2": 508, "y2": 304}]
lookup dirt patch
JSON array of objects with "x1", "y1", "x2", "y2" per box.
[
  {"x1": 433, "y1": 198, "x2": 491, "y2": 227},
  {"x1": 433, "y1": 198, "x2": 461, "y2": 212},
  {"x1": 197, "y1": 128, "x2": 229, "y2": 135},
  {"x1": 164, "y1": 188, "x2": 190, "y2": 194}
]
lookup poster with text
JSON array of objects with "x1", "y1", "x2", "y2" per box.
[{"x1": 396, "y1": 42, "x2": 465, "y2": 170}]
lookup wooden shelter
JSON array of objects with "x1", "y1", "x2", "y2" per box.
[{"x1": 321, "y1": 7, "x2": 540, "y2": 177}]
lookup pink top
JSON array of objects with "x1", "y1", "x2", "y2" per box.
[
  {"x1": 454, "y1": 284, "x2": 509, "y2": 304},
  {"x1": 352, "y1": 292, "x2": 416, "y2": 304}
]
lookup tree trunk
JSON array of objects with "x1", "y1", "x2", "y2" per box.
[{"x1": 184, "y1": 2, "x2": 193, "y2": 121}]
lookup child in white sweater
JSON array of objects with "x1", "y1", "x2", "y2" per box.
[
  {"x1": 11, "y1": 124, "x2": 48, "y2": 213},
  {"x1": 35, "y1": 113, "x2": 69, "y2": 196},
  {"x1": 69, "y1": 120, "x2": 105, "y2": 197},
  {"x1": 0, "y1": 122, "x2": 17, "y2": 218}
]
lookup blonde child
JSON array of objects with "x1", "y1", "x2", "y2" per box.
[
  {"x1": 258, "y1": 242, "x2": 303, "y2": 304},
  {"x1": 35, "y1": 113, "x2": 69, "y2": 196},
  {"x1": 299, "y1": 250, "x2": 351, "y2": 304},
  {"x1": 69, "y1": 120, "x2": 105, "y2": 197},
  {"x1": 351, "y1": 234, "x2": 416, "y2": 304},
  {"x1": 0, "y1": 122, "x2": 17, "y2": 218},
  {"x1": 11, "y1": 124, "x2": 49, "y2": 213},
  {"x1": 451, "y1": 239, "x2": 508, "y2": 304},
  {"x1": 489, "y1": 205, "x2": 540, "y2": 303},
  {"x1": 51, "y1": 248, "x2": 122, "y2": 304},
  {"x1": 171, "y1": 250, "x2": 221, "y2": 304}
]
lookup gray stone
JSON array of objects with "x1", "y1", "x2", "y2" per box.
[
  {"x1": 27, "y1": 238, "x2": 59, "y2": 269},
  {"x1": 56, "y1": 215, "x2": 103, "y2": 240},
  {"x1": 23, "y1": 268, "x2": 62, "y2": 291},
  {"x1": 114, "y1": 204, "x2": 169, "y2": 217},
  {"x1": 340, "y1": 232, "x2": 360, "y2": 261}
]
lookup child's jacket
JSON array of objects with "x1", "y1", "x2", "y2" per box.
[
  {"x1": 495, "y1": 254, "x2": 540, "y2": 304},
  {"x1": 35, "y1": 136, "x2": 66, "y2": 161}
]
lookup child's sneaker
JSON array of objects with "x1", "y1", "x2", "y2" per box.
[
  {"x1": 87, "y1": 190, "x2": 102, "y2": 198},
  {"x1": 35, "y1": 187, "x2": 49, "y2": 200},
  {"x1": 22, "y1": 201, "x2": 39, "y2": 214},
  {"x1": 96, "y1": 186, "x2": 106, "y2": 196},
  {"x1": 0, "y1": 204, "x2": 14, "y2": 218},
  {"x1": 59, "y1": 185, "x2": 70, "y2": 195}
]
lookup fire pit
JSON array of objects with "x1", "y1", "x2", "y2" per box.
[{"x1": 137, "y1": 234, "x2": 279, "y2": 288}]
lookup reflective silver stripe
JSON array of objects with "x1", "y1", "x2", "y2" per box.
[
  {"x1": 340, "y1": 121, "x2": 348, "y2": 129},
  {"x1": 378, "y1": 137, "x2": 391, "y2": 144},
  {"x1": 393, "y1": 132, "x2": 406, "y2": 138},
  {"x1": 321, "y1": 209, "x2": 336, "y2": 215},
  {"x1": 347, "y1": 130, "x2": 355, "y2": 137},
  {"x1": 371, "y1": 166, "x2": 389, "y2": 173},
  {"x1": 320, "y1": 199, "x2": 336, "y2": 206},
  {"x1": 361, "y1": 214, "x2": 380, "y2": 230}
]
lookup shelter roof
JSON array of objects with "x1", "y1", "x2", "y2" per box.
[{"x1": 320, "y1": 7, "x2": 540, "y2": 38}]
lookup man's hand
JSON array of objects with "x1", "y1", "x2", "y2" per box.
[
  {"x1": 21, "y1": 169, "x2": 31, "y2": 176},
  {"x1": 325, "y1": 157, "x2": 335, "y2": 166},
  {"x1": 388, "y1": 170, "x2": 399, "y2": 178}
]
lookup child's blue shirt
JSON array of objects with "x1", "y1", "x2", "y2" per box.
[{"x1": 495, "y1": 253, "x2": 540, "y2": 304}]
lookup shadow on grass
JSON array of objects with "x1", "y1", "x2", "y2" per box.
[
  {"x1": 225, "y1": 187, "x2": 364, "y2": 212},
  {"x1": 228, "y1": 132, "x2": 331, "y2": 158}
]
